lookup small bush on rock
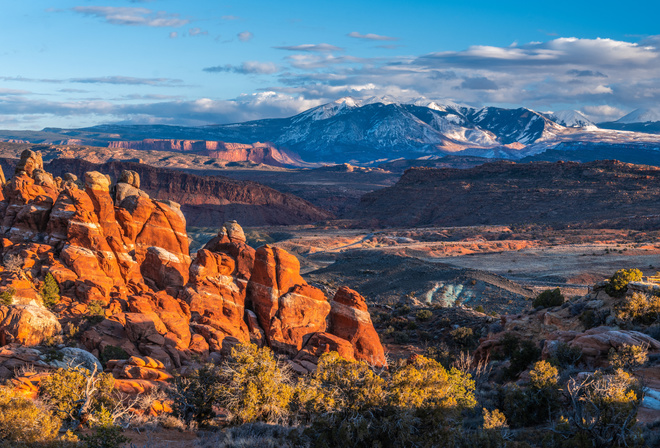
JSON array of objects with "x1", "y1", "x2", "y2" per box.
[
  {"x1": 0, "y1": 287, "x2": 15, "y2": 306},
  {"x1": 606, "y1": 268, "x2": 643, "y2": 297},
  {"x1": 616, "y1": 292, "x2": 660, "y2": 325},
  {"x1": 532, "y1": 288, "x2": 564, "y2": 308},
  {"x1": 608, "y1": 343, "x2": 648, "y2": 371}
]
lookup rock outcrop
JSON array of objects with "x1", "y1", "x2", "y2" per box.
[
  {"x1": 0, "y1": 304, "x2": 62, "y2": 346},
  {"x1": 0, "y1": 153, "x2": 385, "y2": 373},
  {"x1": 357, "y1": 160, "x2": 660, "y2": 229},
  {"x1": 329, "y1": 287, "x2": 387, "y2": 367},
  {"x1": 247, "y1": 245, "x2": 331, "y2": 355}
]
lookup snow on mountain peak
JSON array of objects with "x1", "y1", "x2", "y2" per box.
[
  {"x1": 545, "y1": 110, "x2": 595, "y2": 128},
  {"x1": 616, "y1": 108, "x2": 660, "y2": 124}
]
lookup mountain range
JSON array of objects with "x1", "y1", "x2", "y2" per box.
[{"x1": 2, "y1": 98, "x2": 660, "y2": 166}]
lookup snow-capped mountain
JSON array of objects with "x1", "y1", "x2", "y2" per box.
[
  {"x1": 4, "y1": 97, "x2": 660, "y2": 165},
  {"x1": 466, "y1": 107, "x2": 564, "y2": 145},
  {"x1": 616, "y1": 108, "x2": 660, "y2": 124},
  {"x1": 543, "y1": 110, "x2": 595, "y2": 128}
]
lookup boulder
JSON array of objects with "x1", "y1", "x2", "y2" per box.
[
  {"x1": 567, "y1": 327, "x2": 660, "y2": 365},
  {"x1": 0, "y1": 304, "x2": 61, "y2": 346},
  {"x1": 15, "y1": 149, "x2": 43, "y2": 177},
  {"x1": 329, "y1": 287, "x2": 387, "y2": 367},
  {"x1": 119, "y1": 170, "x2": 140, "y2": 189}
]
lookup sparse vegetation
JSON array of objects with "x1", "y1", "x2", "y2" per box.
[
  {"x1": 0, "y1": 287, "x2": 15, "y2": 306},
  {"x1": 605, "y1": 268, "x2": 643, "y2": 297},
  {"x1": 532, "y1": 288, "x2": 564, "y2": 308},
  {"x1": 608, "y1": 343, "x2": 648, "y2": 371},
  {"x1": 616, "y1": 291, "x2": 660, "y2": 325}
]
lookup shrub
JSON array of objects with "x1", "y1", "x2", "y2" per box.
[
  {"x1": 608, "y1": 344, "x2": 648, "y2": 371},
  {"x1": 169, "y1": 363, "x2": 223, "y2": 427},
  {"x1": 217, "y1": 343, "x2": 293, "y2": 425},
  {"x1": 482, "y1": 408, "x2": 508, "y2": 430},
  {"x1": 99, "y1": 345, "x2": 129, "y2": 368},
  {"x1": 415, "y1": 309, "x2": 433, "y2": 321},
  {"x1": 389, "y1": 355, "x2": 476, "y2": 413},
  {"x1": 0, "y1": 287, "x2": 14, "y2": 306},
  {"x1": 532, "y1": 288, "x2": 564, "y2": 308},
  {"x1": 39, "y1": 273, "x2": 60, "y2": 308},
  {"x1": 450, "y1": 326, "x2": 477, "y2": 348},
  {"x1": 549, "y1": 342, "x2": 583, "y2": 368},
  {"x1": 565, "y1": 369, "x2": 643, "y2": 447},
  {"x1": 474, "y1": 305, "x2": 486, "y2": 313},
  {"x1": 393, "y1": 330, "x2": 410, "y2": 344},
  {"x1": 0, "y1": 386, "x2": 62, "y2": 444},
  {"x1": 87, "y1": 300, "x2": 106, "y2": 323},
  {"x1": 3, "y1": 254, "x2": 23, "y2": 274},
  {"x1": 314, "y1": 351, "x2": 385, "y2": 413},
  {"x1": 615, "y1": 292, "x2": 660, "y2": 325},
  {"x1": 605, "y1": 268, "x2": 643, "y2": 297},
  {"x1": 39, "y1": 366, "x2": 116, "y2": 428},
  {"x1": 500, "y1": 334, "x2": 541, "y2": 378},
  {"x1": 529, "y1": 360, "x2": 559, "y2": 390},
  {"x1": 80, "y1": 425, "x2": 130, "y2": 448}
]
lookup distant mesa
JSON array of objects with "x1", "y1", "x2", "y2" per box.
[{"x1": 108, "y1": 139, "x2": 309, "y2": 168}]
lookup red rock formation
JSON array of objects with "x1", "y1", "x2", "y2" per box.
[
  {"x1": 0, "y1": 304, "x2": 62, "y2": 346},
  {"x1": 247, "y1": 245, "x2": 331, "y2": 355},
  {"x1": 108, "y1": 139, "x2": 305, "y2": 168},
  {"x1": 0, "y1": 154, "x2": 384, "y2": 373},
  {"x1": 329, "y1": 287, "x2": 387, "y2": 367}
]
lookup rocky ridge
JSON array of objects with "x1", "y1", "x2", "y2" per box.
[
  {"x1": 357, "y1": 159, "x2": 660, "y2": 228},
  {"x1": 0, "y1": 150, "x2": 385, "y2": 381}
]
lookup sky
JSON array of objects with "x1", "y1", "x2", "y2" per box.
[{"x1": 1, "y1": 0, "x2": 660, "y2": 129}]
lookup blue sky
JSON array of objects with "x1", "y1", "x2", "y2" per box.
[{"x1": 1, "y1": 0, "x2": 659, "y2": 129}]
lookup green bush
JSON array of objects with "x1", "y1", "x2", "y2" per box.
[
  {"x1": 499, "y1": 334, "x2": 540, "y2": 379},
  {"x1": 608, "y1": 344, "x2": 648, "y2": 371},
  {"x1": 532, "y1": 288, "x2": 564, "y2": 308},
  {"x1": 99, "y1": 345, "x2": 129, "y2": 368},
  {"x1": 605, "y1": 268, "x2": 643, "y2": 297},
  {"x1": 615, "y1": 292, "x2": 660, "y2": 325},
  {"x1": 415, "y1": 309, "x2": 433, "y2": 321},
  {"x1": 0, "y1": 386, "x2": 62, "y2": 444},
  {"x1": 169, "y1": 364, "x2": 223, "y2": 427},
  {"x1": 450, "y1": 326, "x2": 477, "y2": 348},
  {"x1": 39, "y1": 366, "x2": 116, "y2": 428},
  {"x1": 549, "y1": 342, "x2": 583, "y2": 368},
  {"x1": 40, "y1": 273, "x2": 61, "y2": 308},
  {"x1": 0, "y1": 287, "x2": 15, "y2": 306},
  {"x1": 80, "y1": 425, "x2": 130, "y2": 448},
  {"x1": 217, "y1": 343, "x2": 293, "y2": 425}
]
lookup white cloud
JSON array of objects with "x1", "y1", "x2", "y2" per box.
[
  {"x1": 347, "y1": 32, "x2": 398, "y2": 41},
  {"x1": 203, "y1": 61, "x2": 280, "y2": 75},
  {"x1": 274, "y1": 43, "x2": 343, "y2": 53},
  {"x1": 189, "y1": 27, "x2": 208, "y2": 37},
  {"x1": 238, "y1": 31, "x2": 253, "y2": 42},
  {"x1": 71, "y1": 7, "x2": 189, "y2": 27}
]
